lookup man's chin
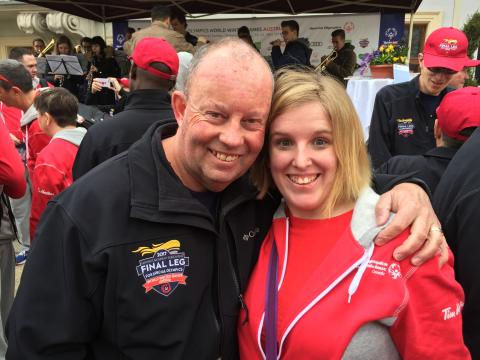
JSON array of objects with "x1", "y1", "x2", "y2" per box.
[{"x1": 203, "y1": 174, "x2": 243, "y2": 192}]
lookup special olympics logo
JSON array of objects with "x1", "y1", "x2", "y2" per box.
[
  {"x1": 385, "y1": 27, "x2": 398, "y2": 41},
  {"x1": 116, "y1": 34, "x2": 125, "y2": 45},
  {"x1": 343, "y1": 22, "x2": 355, "y2": 33},
  {"x1": 388, "y1": 263, "x2": 402, "y2": 280}
]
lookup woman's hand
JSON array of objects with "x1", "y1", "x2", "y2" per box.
[
  {"x1": 90, "y1": 79, "x2": 102, "y2": 94},
  {"x1": 107, "y1": 77, "x2": 122, "y2": 94},
  {"x1": 374, "y1": 183, "x2": 447, "y2": 267}
]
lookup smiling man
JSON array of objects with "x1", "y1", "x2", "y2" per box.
[
  {"x1": 6, "y1": 39, "x2": 446, "y2": 360},
  {"x1": 368, "y1": 27, "x2": 478, "y2": 169}
]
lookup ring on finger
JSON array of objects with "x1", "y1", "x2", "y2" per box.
[{"x1": 429, "y1": 226, "x2": 443, "y2": 234}]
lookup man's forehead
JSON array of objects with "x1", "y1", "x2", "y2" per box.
[{"x1": 22, "y1": 55, "x2": 36, "y2": 64}]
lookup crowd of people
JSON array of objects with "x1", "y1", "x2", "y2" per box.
[{"x1": 0, "y1": 3, "x2": 479, "y2": 359}]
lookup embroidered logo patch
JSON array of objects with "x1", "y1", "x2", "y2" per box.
[
  {"x1": 133, "y1": 240, "x2": 189, "y2": 297},
  {"x1": 387, "y1": 263, "x2": 402, "y2": 279},
  {"x1": 367, "y1": 260, "x2": 401, "y2": 280},
  {"x1": 439, "y1": 38, "x2": 458, "y2": 53},
  {"x1": 396, "y1": 118, "x2": 415, "y2": 137}
]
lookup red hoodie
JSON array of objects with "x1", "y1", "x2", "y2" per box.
[
  {"x1": 30, "y1": 128, "x2": 86, "y2": 239},
  {"x1": 20, "y1": 104, "x2": 51, "y2": 176},
  {"x1": 238, "y1": 188, "x2": 470, "y2": 360}
]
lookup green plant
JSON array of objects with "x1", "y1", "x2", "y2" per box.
[
  {"x1": 370, "y1": 43, "x2": 408, "y2": 65},
  {"x1": 462, "y1": 11, "x2": 480, "y2": 86},
  {"x1": 358, "y1": 43, "x2": 408, "y2": 75}
]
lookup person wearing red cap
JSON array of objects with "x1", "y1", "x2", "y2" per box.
[
  {"x1": 377, "y1": 87, "x2": 480, "y2": 195},
  {"x1": 72, "y1": 37, "x2": 177, "y2": 179},
  {"x1": 368, "y1": 27, "x2": 478, "y2": 169},
  {"x1": 448, "y1": 57, "x2": 480, "y2": 89},
  {"x1": 433, "y1": 91, "x2": 480, "y2": 357}
]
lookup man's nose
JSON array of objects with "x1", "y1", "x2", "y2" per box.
[{"x1": 219, "y1": 119, "x2": 244, "y2": 148}]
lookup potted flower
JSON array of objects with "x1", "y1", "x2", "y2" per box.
[{"x1": 359, "y1": 42, "x2": 408, "y2": 78}]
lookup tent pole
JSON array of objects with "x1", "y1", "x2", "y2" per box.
[{"x1": 406, "y1": 9, "x2": 414, "y2": 67}]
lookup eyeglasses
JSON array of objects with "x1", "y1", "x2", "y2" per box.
[{"x1": 427, "y1": 67, "x2": 458, "y2": 75}]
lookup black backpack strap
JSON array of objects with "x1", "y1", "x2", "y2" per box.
[{"x1": 1, "y1": 193, "x2": 18, "y2": 240}]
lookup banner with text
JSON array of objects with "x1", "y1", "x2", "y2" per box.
[{"x1": 130, "y1": 14, "x2": 380, "y2": 66}]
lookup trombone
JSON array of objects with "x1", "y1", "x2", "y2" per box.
[
  {"x1": 38, "y1": 38, "x2": 55, "y2": 57},
  {"x1": 315, "y1": 50, "x2": 338, "y2": 74}
]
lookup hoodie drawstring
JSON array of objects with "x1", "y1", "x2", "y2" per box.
[{"x1": 347, "y1": 242, "x2": 375, "y2": 303}]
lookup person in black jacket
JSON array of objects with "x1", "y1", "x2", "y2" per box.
[
  {"x1": 367, "y1": 27, "x2": 476, "y2": 169},
  {"x1": 85, "y1": 36, "x2": 120, "y2": 107},
  {"x1": 433, "y1": 126, "x2": 480, "y2": 358},
  {"x1": 5, "y1": 38, "x2": 446, "y2": 360},
  {"x1": 323, "y1": 29, "x2": 357, "y2": 86},
  {"x1": 73, "y1": 38, "x2": 177, "y2": 179},
  {"x1": 271, "y1": 20, "x2": 312, "y2": 69},
  {"x1": 377, "y1": 87, "x2": 480, "y2": 195}
]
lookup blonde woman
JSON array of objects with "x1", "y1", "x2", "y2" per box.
[{"x1": 238, "y1": 69, "x2": 470, "y2": 359}]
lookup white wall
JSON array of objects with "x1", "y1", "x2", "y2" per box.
[{"x1": 418, "y1": 0, "x2": 480, "y2": 28}]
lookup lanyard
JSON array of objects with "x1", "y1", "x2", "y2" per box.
[{"x1": 264, "y1": 240, "x2": 279, "y2": 360}]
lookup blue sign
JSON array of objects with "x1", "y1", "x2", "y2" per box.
[
  {"x1": 113, "y1": 21, "x2": 128, "y2": 49},
  {"x1": 378, "y1": 13, "x2": 405, "y2": 46}
]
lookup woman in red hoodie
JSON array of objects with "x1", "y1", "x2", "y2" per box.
[{"x1": 238, "y1": 69, "x2": 470, "y2": 359}]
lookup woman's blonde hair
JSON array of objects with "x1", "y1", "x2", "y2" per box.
[{"x1": 251, "y1": 68, "x2": 371, "y2": 214}]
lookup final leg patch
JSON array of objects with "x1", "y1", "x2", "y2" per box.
[
  {"x1": 133, "y1": 240, "x2": 189, "y2": 297},
  {"x1": 396, "y1": 118, "x2": 415, "y2": 137}
]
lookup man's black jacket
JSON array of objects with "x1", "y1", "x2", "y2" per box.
[
  {"x1": 377, "y1": 146, "x2": 457, "y2": 196},
  {"x1": 73, "y1": 88, "x2": 174, "y2": 179},
  {"x1": 325, "y1": 43, "x2": 357, "y2": 86},
  {"x1": 433, "y1": 128, "x2": 480, "y2": 358},
  {"x1": 368, "y1": 76, "x2": 452, "y2": 169},
  {"x1": 271, "y1": 38, "x2": 312, "y2": 69}
]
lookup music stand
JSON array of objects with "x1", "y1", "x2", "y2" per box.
[
  {"x1": 36, "y1": 57, "x2": 47, "y2": 76},
  {"x1": 45, "y1": 55, "x2": 84, "y2": 76}
]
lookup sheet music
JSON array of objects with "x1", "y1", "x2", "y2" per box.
[{"x1": 45, "y1": 55, "x2": 84, "y2": 76}]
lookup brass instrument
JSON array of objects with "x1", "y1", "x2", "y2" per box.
[
  {"x1": 315, "y1": 50, "x2": 338, "y2": 74},
  {"x1": 38, "y1": 38, "x2": 55, "y2": 57},
  {"x1": 86, "y1": 56, "x2": 98, "y2": 91}
]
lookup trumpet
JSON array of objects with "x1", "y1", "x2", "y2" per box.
[
  {"x1": 38, "y1": 38, "x2": 55, "y2": 57},
  {"x1": 315, "y1": 50, "x2": 338, "y2": 74}
]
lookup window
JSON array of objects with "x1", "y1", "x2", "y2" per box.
[{"x1": 404, "y1": 23, "x2": 427, "y2": 72}]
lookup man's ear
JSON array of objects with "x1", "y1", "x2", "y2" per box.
[
  {"x1": 45, "y1": 112, "x2": 54, "y2": 128},
  {"x1": 130, "y1": 63, "x2": 137, "y2": 81},
  {"x1": 171, "y1": 90, "x2": 187, "y2": 127},
  {"x1": 11, "y1": 86, "x2": 22, "y2": 96},
  {"x1": 418, "y1": 53, "x2": 424, "y2": 67}
]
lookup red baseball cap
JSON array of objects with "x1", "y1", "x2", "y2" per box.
[
  {"x1": 423, "y1": 27, "x2": 469, "y2": 72},
  {"x1": 437, "y1": 87, "x2": 480, "y2": 141},
  {"x1": 464, "y1": 58, "x2": 480, "y2": 67},
  {"x1": 131, "y1": 38, "x2": 179, "y2": 80}
]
